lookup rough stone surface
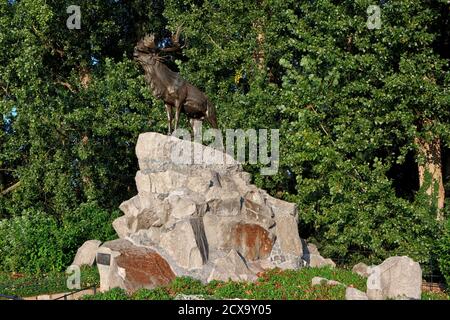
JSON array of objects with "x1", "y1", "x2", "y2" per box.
[
  {"x1": 311, "y1": 277, "x2": 342, "y2": 287},
  {"x1": 174, "y1": 294, "x2": 206, "y2": 300},
  {"x1": 72, "y1": 240, "x2": 102, "y2": 266},
  {"x1": 274, "y1": 214, "x2": 302, "y2": 257},
  {"x1": 231, "y1": 223, "x2": 274, "y2": 261},
  {"x1": 97, "y1": 132, "x2": 306, "y2": 292},
  {"x1": 301, "y1": 240, "x2": 335, "y2": 268},
  {"x1": 159, "y1": 219, "x2": 205, "y2": 270},
  {"x1": 97, "y1": 239, "x2": 176, "y2": 293},
  {"x1": 366, "y1": 256, "x2": 422, "y2": 300},
  {"x1": 307, "y1": 243, "x2": 319, "y2": 255},
  {"x1": 268, "y1": 238, "x2": 303, "y2": 270},
  {"x1": 352, "y1": 262, "x2": 370, "y2": 278},
  {"x1": 311, "y1": 277, "x2": 328, "y2": 286},
  {"x1": 208, "y1": 249, "x2": 257, "y2": 282},
  {"x1": 345, "y1": 287, "x2": 369, "y2": 300},
  {"x1": 304, "y1": 254, "x2": 336, "y2": 268}
]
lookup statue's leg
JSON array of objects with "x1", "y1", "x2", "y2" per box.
[
  {"x1": 190, "y1": 118, "x2": 202, "y2": 139},
  {"x1": 165, "y1": 104, "x2": 173, "y2": 134},
  {"x1": 174, "y1": 101, "x2": 182, "y2": 131}
]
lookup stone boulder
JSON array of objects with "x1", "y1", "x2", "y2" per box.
[
  {"x1": 301, "y1": 241, "x2": 335, "y2": 268},
  {"x1": 208, "y1": 250, "x2": 257, "y2": 282},
  {"x1": 311, "y1": 277, "x2": 342, "y2": 287},
  {"x1": 175, "y1": 294, "x2": 206, "y2": 300},
  {"x1": 366, "y1": 256, "x2": 422, "y2": 300},
  {"x1": 345, "y1": 287, "x2": 368, "y2": 300},
  {"x1": 352, "y1": 262, "x2": 370, "y2": 278},
  {"x1": 96, "y1": 132, "x2": 305, "y2": 293},
  {"x1": 71, "y1": 240, "x2": 102, "y2": 267},
  {"x1": 96, "y1": 239, "x2": 176, "y2": 293}
]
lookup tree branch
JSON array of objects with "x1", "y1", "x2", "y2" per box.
[
  {"x1": 0, "y1": 181, "x2": 21, "y2": 196},
  {"x1": 55, "y1": 80, "x2": 76, "y2": 93},
  {"x1": 207, "y1": 34, "x2": 224, "y2": 51}
]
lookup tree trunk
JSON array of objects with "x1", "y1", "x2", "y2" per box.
[
  {"x1": 415, "y1": 136, "x2": 445, "y2": 220},
  {"x1": 252, "y1": 20, "x2": 265, "y2": 70},
  {"x1": 80, "y1": 67, "x2": 91, "y2": 89}
]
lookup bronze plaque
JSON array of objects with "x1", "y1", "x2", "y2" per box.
[{"x1": 96, "y1": 253, "x2": 111, "y2": 266}]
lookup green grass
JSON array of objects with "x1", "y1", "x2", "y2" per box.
[
  {"x1": 421, "y1": 291, "x2": 450, "y2": 300},
  {"x1": 0, "y1": 266, "x2": 99, "y2": 298},
  {"x1": 2, "y1": 265, "x2": 447, "y2": 300},
  {"x1": 83, "y1": 267, "x2": 450, "y2": 300},
  {"x1": 83, "y1": 267, "x2": 368, "y2": 300}
]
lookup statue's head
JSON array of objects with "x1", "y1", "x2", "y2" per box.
[
  {"x1": 133, "y1": 25, "x2": 185, "y2": 65},
  {"x1": 133, "y1": 34, "x2": 158, "y2": 64}
]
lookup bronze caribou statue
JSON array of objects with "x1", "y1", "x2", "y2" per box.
[{"x1": 133, "y1": 27, "x2": 218, "y2": 134}]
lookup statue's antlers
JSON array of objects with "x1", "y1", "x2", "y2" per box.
[
  {"x1": 160, "y1": 23, "x2": 186, "y2": 52},
  {"x1": 139, "y1": 24, "x2": 186, "y2": 53}
]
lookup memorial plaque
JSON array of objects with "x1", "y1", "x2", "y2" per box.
[{"x1": 97, "y1": 253, "x2": 111, "y2": 266}]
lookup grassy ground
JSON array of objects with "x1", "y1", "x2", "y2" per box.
[
  {"x1": 0, "y1": 266, "x2": 99, "y2": 298},
  {"x1": 81, "y1": 267, "x2": 449, "y2": 300},
  {"x1": 1, "y1": 266, "x2": 447, "y2": 300}
]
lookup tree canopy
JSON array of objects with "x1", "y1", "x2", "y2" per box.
[{"x1": 0, "y1": 0, "x2": 449, "y2": 279}]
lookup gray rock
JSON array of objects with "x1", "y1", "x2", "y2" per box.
[
  {"x1": 304, "y1": 254, "x2": 336, "y2": 268},
  {"x1": 112, "y1": 216, "x2": 130, "y2": 239},
  {"x1": 207, "y1": 250, "x2": 257, "y2": 282},
  {"x1": 230, "y1": 222, "x2": 275, "y2": 261},
  {"x1": 127, "y1": 228, "x2": 161, "y2": 246},
  {"x1": 204, "y1": 187, "x2": 242, "y2": 217},
  {"x1": 174, "y1": 294, "x2": 206, "y2": 300},
  {"x1": 345, "y1": 287, "x2": 369, "y2": 300},
  {"x1": 96, "y1": 239, "x2": 176, "y2": 293},
  {"x1": 72, "y1": 240, "x2": 102, "y2": 266},
  {"x1": 352, "y1": 262, "x2": 370, "y2": 277},
  {"x1": 301, "y1": 241, "x2": 335, "y2": 268},
  {"x1": 311, "y1": 277, "x2": 329, "y2": 286},
  {"x1": 190, "y1": 216, "x2": 209, "y2": 264},
  {"x1": 268, "y1": 239, "x2": 303, "y2": 270},
  {"x1": 159, "y1": 219, "x2": 205, "y2": 270},
  {"x1": 135, "y1": 132, "x2": 241, "y2": 173},
  {"x1": 311, "y1": 277, "x2": 342, "y2": 287},
  {"x1": 326, "y1": 279, "x2": 342, "y2": 286},
  {"x1": 203, "y1": 213, "x2": 239, "y2": 250},
  {"x1": 165, "y1": 188, "x2": 207, "y2": 220},
  {"x1": 366, "y1": 256, "x2": 422, "y2": 300},
  {"x1": 98, "y1": 132, "x2": 305, "y2": 292},
  {"x1": 276, "y1": 255, "x2": 303, "y2": 270},
  {"x1": 306, "y1": 243, "x2": 320, "y2": 255},
  {"x1": 273, "y1": 214, "x2": 302, "y2": 257},
  {"x1": 242, "y1": 197, "x2": 275, "y2": 230}
]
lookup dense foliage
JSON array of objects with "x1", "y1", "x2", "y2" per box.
[
  {"x1": 0, "y1": 203, "x2": 118, "y2": 272},
  {"x1": 0, "y1": 0, "x2": 449, "y2": 283},
  {"x1": 164, "y1": 0, "x2": 450, "y2": 268},
  {"x1": 435, "y1": 219, "x2": 450, "y2": 285}
]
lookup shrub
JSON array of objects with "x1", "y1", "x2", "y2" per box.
[
  {"x1": 132, "y1": 287, "x2": 172, "y2": 300},
  {"x1": 435, "y1": 219, "x2": 450, "y2": 286},
  {"x1": 0, "y1": 202, "x2": 119, "y2": 274},
  {"x1": 0, "y1": 209, "x2": 64, "y2": 273},
  {"x1": 59, "y1": 201, "x2": 120, "y2": 267},
  {"x1": 83, "y1": 287, "x2": 129, "y2": 300},
  {"x1": 168, "y1": 276, "x2": 209, "y2": 295}
]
